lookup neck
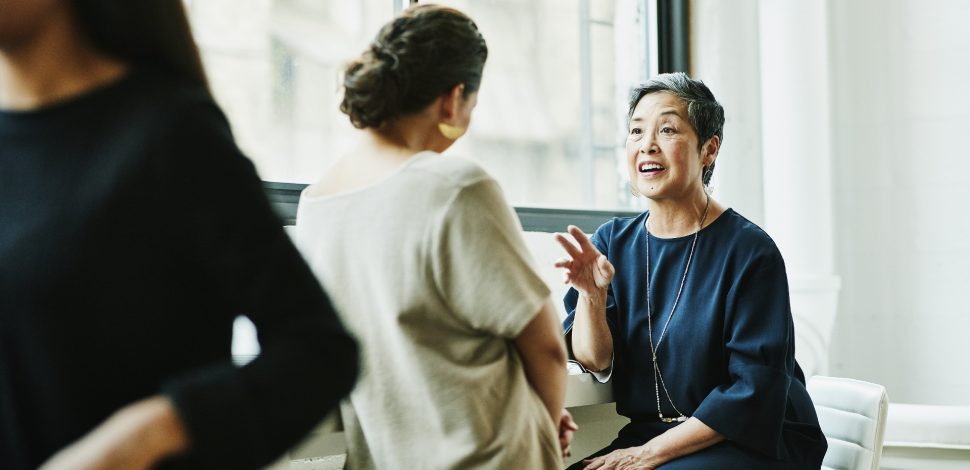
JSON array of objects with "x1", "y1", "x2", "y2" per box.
[
  {"x1": 370, "y1": 108, "x2": 453, "y2": 155},
  {"x1": 0, "y1": 11, "x2": 127, "y2": 111},
  {"x1": 646, "y1": 188, "x2": 717, "y2": 238}
]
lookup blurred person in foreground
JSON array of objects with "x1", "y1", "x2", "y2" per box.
[{"x1": 0, "y1": 1, "x2": 358, "y2": 468}]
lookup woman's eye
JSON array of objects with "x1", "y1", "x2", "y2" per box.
[
  {"x1": 660, "y1": 126, "x2": 674, "y2": 134},
  {"x1": 630, "y1": 128, "x2": 642, "y2": 135}
]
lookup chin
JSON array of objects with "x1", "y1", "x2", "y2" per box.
[{"x1": 634, "y1": 182, "x2": 662, "y2": 198}]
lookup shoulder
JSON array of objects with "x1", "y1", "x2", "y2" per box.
[
  {"x1": 404, "y1": 154, "x2": 504, "y2": 208},
  {"x1": 117, "y1": 70, "x2": 228, "y2": 139},
  {"x1": 131, "y1": 74, "x2": 240, "y2": 160},
  {"x1": 591, "y1": 212, "x2": 646, "y2": 247},
  {"x1": 408, "y1": 153, "x2": 494, "y2": 190},
  {"x1": 716, "y1": 209, "x2": 785, "y2": 266},
  {"x1": 132, "y1": 70, "x2": 215, "y2": 111},
  {"x1": 121, "y1": 73, "x2": 253, "y2": 192}
]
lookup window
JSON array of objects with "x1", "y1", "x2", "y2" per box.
[
  {"x1": 186, "y1": 0, "x2": 660, "y2": 211},
  {"x1": 184, "y1": 0, "x2": 394, "y2": 182}
]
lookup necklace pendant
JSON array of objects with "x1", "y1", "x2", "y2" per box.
[{"x1": 660, "y1": 415, "x2": 687, "y2": 423}]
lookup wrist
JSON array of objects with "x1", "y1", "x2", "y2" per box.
[
  {"x1": 133, "y1": 397, "x2": 190, "y2": 462},
  {"x1": 579, "y1": 289, "x2": 607, "y2": 306},
  {"x1": 638, "y1": 442, "x2": 663, "y2": 465}
]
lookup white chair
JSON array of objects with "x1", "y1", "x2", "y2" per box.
[{"x1": 808, "y1": 376, "x2": 889, "y2": 470}]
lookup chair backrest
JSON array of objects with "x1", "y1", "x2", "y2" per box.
[{"x1": 807, "y1": 376, "x2": 889, "y2": 470}]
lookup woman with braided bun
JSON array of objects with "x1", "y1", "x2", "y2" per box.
[
  {"x1": 295, "y1": 5, "x2": 574, "y2": 469},
  {"x1": 555, "y1": 73, "x2": 827, "y2": 469}
]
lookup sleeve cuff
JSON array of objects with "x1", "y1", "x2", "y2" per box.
[
  {"x1": 590, "y1": 354, "x2": 614, "y2": 383},
  {"x1": 566, "y1": 356, "x2": 613, "y2": 383}
]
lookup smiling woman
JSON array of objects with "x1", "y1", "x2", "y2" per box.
[{"x1": 555, "y1": 72, "x2": 828, "y2": 469}]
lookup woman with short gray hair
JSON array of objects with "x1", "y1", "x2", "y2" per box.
[{"x1": 555, "y1": 73, "x2": 826, "y2": 468}]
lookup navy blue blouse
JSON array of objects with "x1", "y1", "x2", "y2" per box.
[{"x1": 563, "y1": 209, "x2": 826, "y2": 463}]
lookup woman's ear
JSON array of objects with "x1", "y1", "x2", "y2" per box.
[
  {"x1": 702, "y1": 135, "x2": 720, "y2": 166},
  {"x1": 438, "y1": 83, "x2": 465, "y2": 122}
]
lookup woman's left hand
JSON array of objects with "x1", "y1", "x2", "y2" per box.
[{"x1": 582, "y1": 445, "x2": 658, "y2": 470}]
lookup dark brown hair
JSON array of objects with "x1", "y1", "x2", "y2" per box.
[
  {"x1": 72, "y1": 0, "x2": 209, "y2": 93},
  {"x1": 340, "y1": 4, "x2": 488, "y2": 129}
]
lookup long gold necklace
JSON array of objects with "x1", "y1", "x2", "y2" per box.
[{"x1": 644, "y1": 193, "x2": 710, "y2": 423}]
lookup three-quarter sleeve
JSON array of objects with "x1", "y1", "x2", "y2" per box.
[
  {"x1": 562, "y1": 225, "x2": 617, "y2": 382},
  {"x1": 691, "y1": 249, "x2": 794, "y2": 459},
  {"x1": 429, "y1": 177, "x2": 551, "y2": 338},
  {"x1": 152, "y1": 97, "x2": 358, "y2": 468}
]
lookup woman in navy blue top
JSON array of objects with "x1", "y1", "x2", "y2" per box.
[{"x1": 556, "y1": 73, "x2": 826, "y2": 469}]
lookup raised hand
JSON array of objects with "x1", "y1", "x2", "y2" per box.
[{"x1": 554, "y1": 225, "x2": 615, "y2": 298}]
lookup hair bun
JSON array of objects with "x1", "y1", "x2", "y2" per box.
[
  {"x1": 339, "y1": 5, "x2": 487, "y2": 130},
  {"x1": 340, "y1": 46, "x2": 401, "y2": 129},
  {"x1": 374, "y1": 47, "x2": 399, "y2": 72}
]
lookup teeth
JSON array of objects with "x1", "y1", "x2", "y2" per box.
[{"x1": 640, "y1": 163, "x2": 664, "y2": 172}]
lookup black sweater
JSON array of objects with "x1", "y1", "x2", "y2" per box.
[{"x1": 0, "y1": 71, "x2": 358, "y2": 469}]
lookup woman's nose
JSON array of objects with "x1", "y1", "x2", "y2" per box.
[{"x1": 640, "y1": 139, "x2": 658, "y2": 154}]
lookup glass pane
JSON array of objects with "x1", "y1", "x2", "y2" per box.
[
  {"x1": 187, "y1": 0, "x2": 647, "y2": 210},
  {"x1": 431, "y1": 0, "x2": 634, "y2": 209},
  {"x1": 185, "y1": 0, "x2": 394, "y2": 183}
]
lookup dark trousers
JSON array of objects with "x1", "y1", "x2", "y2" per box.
[{"x1": 565, "y1": 432, "x2": 807, "y2": 470}]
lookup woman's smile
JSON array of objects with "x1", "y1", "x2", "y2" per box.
[{"x1": 637, "y1": 160, "x2": 667, "y2": 179}]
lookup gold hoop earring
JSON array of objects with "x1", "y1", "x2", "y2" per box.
[{"x1": 438, "y1": 122, "x2": 466, "y2": 140}]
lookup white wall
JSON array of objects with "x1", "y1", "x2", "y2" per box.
[
  {"x1": 827, "y1": 0, "x2": 970, "y2": 405},
  {"x1": 693, "y1": 0, "x2": 970, "y2": 405},
  {"x1": 690, "y1": 0, "x2": 765, "y2": 226}
]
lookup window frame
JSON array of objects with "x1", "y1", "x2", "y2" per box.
[
  {"x1": 263, "y1": 182, "x2": 638, "y2": 231},
  {"x1": 656, "y1": 0, "x2": 690, "y2": 73}
]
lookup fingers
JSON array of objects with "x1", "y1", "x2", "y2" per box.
[
  {"x1": 559, "y1": 409, "x2": 577, "y2": 457},
  {"x1": 583, "y1": 457, "x2": 604, "y2": 470},
  {"x1": 568, "y1": 225, "x2": 599, "y2": 253},
  {"x1": 560, "y1": 427, "x2": 576, "y2": 445},
  {"x1": 564, "y1": 418, "x2": 579, "y2": 432},
  {"x1": 554, "y1": 257, "x2": 572, "y2": 269},
  {"x1": 554, "y1": 232, "x2": 583, "y2": 259},
  {"x1": 561, "y1": 409, "x2": 579, "y2": 431}
]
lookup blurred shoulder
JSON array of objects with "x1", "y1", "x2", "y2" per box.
[{"x1": 120, "y1": 69, "x2": 225, "y2": 128}]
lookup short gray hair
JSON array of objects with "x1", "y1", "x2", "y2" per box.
[{"x1": 628, "y1": 72, "x2": 724, "y2": 185}]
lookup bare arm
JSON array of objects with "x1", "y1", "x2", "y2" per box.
[
  {"x1": 570, "y1": 287, "x2": 613, "y2": 372},
  {"x1": 641, "y1": 418, "x2": 725, "y2": 465},
  {"x1": 40, "y1": 396, "x2": 189, "y2": 470},
  {"x1": 513, "y1": 300, "x2": 568, "y2": 425},
  {"x1": 555, "y1": 225, "x2": 615, "y2": 371}
]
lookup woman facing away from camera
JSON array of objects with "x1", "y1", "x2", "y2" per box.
[
  {"x1": 555, "y1": 73, "x2": 826, "y2": 469},
  {"x1": 295, "y1": 4, "x2": 575, "y2": 469},
  {"x1": 0, "y1": 1, "x2": 358, "y2": 469}
]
